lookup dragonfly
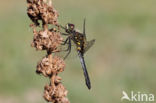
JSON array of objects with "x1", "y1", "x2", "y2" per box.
[{"x1": 59, "y1": 19, "x2": 95, "y2": 89}]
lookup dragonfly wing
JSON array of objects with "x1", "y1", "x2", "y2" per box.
[
  {"x1": 84, "y1": 39, "x2": 95, "y2": 54},
  {"x1": 78, "y1": 51, "x2": 91, "y2": 89},
  {"x1": 83, "y1": 18, "x2": 87, "y2": 39}
]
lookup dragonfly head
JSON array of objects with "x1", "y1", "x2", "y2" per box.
[{"x1": 65, "y1": 23, "x2": 75, "y2": 33}]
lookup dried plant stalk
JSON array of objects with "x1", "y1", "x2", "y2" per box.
[{"x1": 26, "y1": 0, "x2": 70, "y2": 102}]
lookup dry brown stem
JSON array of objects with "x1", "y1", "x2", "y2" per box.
[{"x1": 26, "y1": 0, "x2": 70, "y2": 102}]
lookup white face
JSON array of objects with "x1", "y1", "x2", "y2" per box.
[{"x1": 65, "y1": 24, "x2": 69, "y2": 30}]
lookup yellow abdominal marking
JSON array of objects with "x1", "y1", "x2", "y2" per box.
[
  {"x1": 77, "y1": 47, "x2": 81, "y2": 50},
  {"x1": 77, "y1": 42, "x2": 80, "y2": 45}
]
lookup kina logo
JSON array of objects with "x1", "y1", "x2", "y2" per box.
[{"x1": 121, "y1": 91, "x2": 154, "y2": 102}]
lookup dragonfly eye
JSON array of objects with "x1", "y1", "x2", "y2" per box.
[{"x1": 68, "y1": 23, "x2": 75, "y2": 30}]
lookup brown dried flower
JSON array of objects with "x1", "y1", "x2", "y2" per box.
[
  {"x1": 27, "y1": 0, "x2": 58, "y2": 26},
  {"x1": 31, "y1": 29, "x2": 63, "y2": 52},
  {"x1": 44, "y1": 81, "x2": 69, "y2": 103},
  {"x1": 36, "y1": 55, "x2": 65, "y2": 77}
]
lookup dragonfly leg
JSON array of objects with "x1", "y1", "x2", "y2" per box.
[
  {"x1": 61, "y1": 32, "x2": 69, "y2": 36},
  {"x1": 61, "y1": 37, "x2": 71, "y2": 52},
  {"x1": 59, "y1": 25, "x2": 66, "y2": 30},
  {"x1": 61, "y1": 37, "x2": 69, "y2": 45},
  {"x1": 64, "y1": 38, "x2": 71, "y2": 59}
]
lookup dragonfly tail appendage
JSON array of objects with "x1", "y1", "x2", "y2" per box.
[{"x1": 78, "y1": 51, "x2": 91, "y2": 89}]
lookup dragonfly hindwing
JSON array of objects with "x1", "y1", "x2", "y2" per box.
[{"x1": 84, "y1": 39, "x2": 95, "y2": 54}]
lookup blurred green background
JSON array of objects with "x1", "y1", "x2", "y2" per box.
[{"x1": 0, "y1": 0, "x2": 156, "y2": 103}]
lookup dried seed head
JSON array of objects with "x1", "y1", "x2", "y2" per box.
[
  {"x1": 31, "y1": 29, "x2": 63, "y2": 52},
  {"x1": 27, "y1": 0, "x2": 58, "y2": 26},
  {"x1": 36, "y1": 56, "x2": 65, "y2": 77},
  {"x1": 43, "y1": 83, "x2": 69, "y2": 103}
]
